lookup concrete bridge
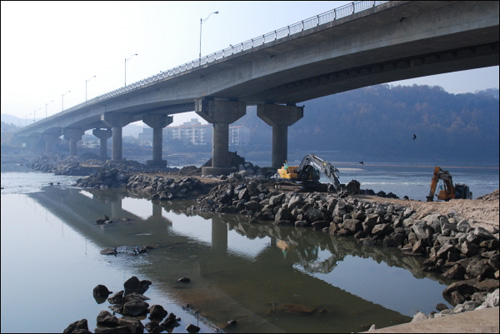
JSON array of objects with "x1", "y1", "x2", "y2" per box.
[{"x1": 14, "y1": 1, "x2": 499, "y2": 174}]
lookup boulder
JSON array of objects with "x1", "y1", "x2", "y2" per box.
[
  {"x1": 123, "y1": 276, "x2": 152, "y2": 295},
  {"x1": 63, "y1": 319, "x2": 90, "y2": 333},
  {"x1": 93, "y1": 285, "x2": 112, "y2": 304},
  {"x1": 96, "y1": 310, "x2": 119, "y2": 327},
  {"x1": 122, "y1": 299, "x2": 150, "y2": 317},
  {"x1": 149, "y1": 304, "x2": 168, "y2": 320}
]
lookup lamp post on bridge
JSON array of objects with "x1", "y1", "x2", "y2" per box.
[
  {"x1": 33, "y1": 107, "x2": 41, "y2": 122},
  {"x1": 124, "y1": 53, "x2": 138, "y2": 87},
  {"x1": 62, "y1": 90, "x2": 71, "y2": 111},
  {"x1": 199, "y1": 11, "x2": 219, "y2": 60},
  {"x1": 45, "y1": 100, "x2": 54, "y2": 118},
  {"x1": 85, "y1": 75, "x2": 96, "y2": 101}
]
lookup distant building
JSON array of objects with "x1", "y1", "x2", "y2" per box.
[
  {"x1": 230, "y1": 125, "x2": 250, "y2": 146},
  {"x1": 137, "y1": 118, "x2": 249, "y2": 147}
]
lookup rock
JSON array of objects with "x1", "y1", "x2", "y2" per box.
[
  {"x1": 474, "y1": 226, "x2": 496, "y2": 240},
  {"x1": 100, "y1": 247, "x2": 117, "y2": 255},
  {"x1": 93, "y1": 285, "x2": 112, "y2": 304},
  {"x1": 63, "y1": 319, "x2": 90, "y2": 333},
  {"x1": 96, "y1": 310, "x2": 119, "y2": 327},
  {"x1": 149, "y1": 304, "x2": 168, "y2": 320},
  {"x1": 122, "y1": 299, "x2": 150, "y2": 317},
  {"x1": 107, "y1": 290, "x2": 124, "y2": 305},
  {"x1": 117, "y1": 317, "x2": 145, "y2": 334},
  {"x1": 186, "y1": 324, "x2": 200, "y2": 333},
  {"x1": 342, "y1": 219, "x2": 362, "y2": 234},
  {"x1": 94, "y1": 325, "x2": 130, "y2": 333},
  {"x1": 177, "y1": 276, "x2": 191, "y2": 283},
  {"x1": 436, "y1": 303, "x2": 449, "y2": 311},
  {"x1": 123, "y1": 276, "x2": 152, "y2": 295},
  {"x1": 161, "y1": 312, "x2": 180, "y2": 329},
  {"x1": 443, "y1": 264, "x2": 466, "y2": 280}
]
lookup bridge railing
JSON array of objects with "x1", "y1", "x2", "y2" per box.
[{"x1": 55, "y1": 1, "x2": 389, "y2": 119}]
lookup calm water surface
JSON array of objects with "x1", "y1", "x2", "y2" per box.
[{"x1": 2, "y1": 163, "x2": 498, "y2": 333}]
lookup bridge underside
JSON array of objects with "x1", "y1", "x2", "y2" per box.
[{"x1": 13, "y1": 1, "x2": 499, "y2": 171}]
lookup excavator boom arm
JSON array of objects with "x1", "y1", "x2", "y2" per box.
[{"x1": 297, "y1": 154, "x2": 341, "y2": 190}]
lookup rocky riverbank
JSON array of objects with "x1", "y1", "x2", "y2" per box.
[{"x1": 10, "y1": 155, "x2": 500, "y2": 332}]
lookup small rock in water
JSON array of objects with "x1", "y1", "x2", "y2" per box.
[
  {"x1": 186, "y1": 324, "x2": 200, "y2": 333},
  {"x1": 100, "y1": 247, "x2": 117, "y2": 255},
  {"x1": 177, "y1": 277, "x2": 191, "y2": 283}
]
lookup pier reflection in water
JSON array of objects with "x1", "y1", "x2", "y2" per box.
[{"x1": 27, "y1": 186, "x2": 453, "y2": 333}]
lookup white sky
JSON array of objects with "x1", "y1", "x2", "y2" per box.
[{"x1": 2, "y1": 1, "x2": 499, "y2": 126}]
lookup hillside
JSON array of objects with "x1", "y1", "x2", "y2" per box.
[{"x1": 235, "y1": 85, "x2": 499, "y2": 165}]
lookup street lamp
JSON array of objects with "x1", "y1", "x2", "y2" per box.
[
  {"x1": 199, "y1": 11, "x2": 219, "y2": 60},
  {"x1": 124, "y1": 53, "x2": 138, "y2": 87},
  {"x1": 33, "y1": 107, "x2": 41, "y2": 122},
  {"x1": 86, "y1": 75, "x2": 96, "y2": 101},
  {"x1": 45, "y1": 100, "x2": 54, "y2": 118},
  {"x1": 62, "y1": 90, "x2": 71, "y2": 111}
]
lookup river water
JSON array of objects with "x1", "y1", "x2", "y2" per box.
[{"x1": 1, "y1": 162, "x2": 498, "y2": 333}]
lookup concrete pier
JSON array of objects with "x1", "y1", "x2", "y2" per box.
[
  {"x1": 142, "y1": 114, "x2": 173, "y2": 167},
  {"x1": 92, "y1": 128, "x2": 112, "y2": 160},
  {"x1": 257, "y1": 104, "x2": 303, "y2": 168},
  {"x1": 63, "y1": 128, "x2": 84, "y2": 156},
  {"x1": 42, "y1": 133, "x2": 60, "y2": 153},
  {"x1": 101, "y1": 113, "x2": 133, "y2": 161},
  {"x1": 195, "y1": 98, "x2": 246, "y2": 176}
]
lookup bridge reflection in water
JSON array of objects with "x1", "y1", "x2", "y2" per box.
[{"x1": 29, "y1": 186, "x2": 452, "y2": 333}]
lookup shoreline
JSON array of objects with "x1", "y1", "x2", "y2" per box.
[{"x1": 3, "y1": 156, "x2": 499, "y2": 333}]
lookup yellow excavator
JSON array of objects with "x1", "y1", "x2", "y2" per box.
[
  {"x1": 426, "y1": 166, "x2": 472, "y2": 202},
  {"x1": 276, "y1": 154, "x2": 341, "y2": 192}
]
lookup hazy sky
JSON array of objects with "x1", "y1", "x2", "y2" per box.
[{"x1": 2, "y1": 1, "x2": 499, "y2": 126}]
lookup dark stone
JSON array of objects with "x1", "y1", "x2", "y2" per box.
[
  {"x1": 123, "y1": 276, "x2": 151, "y2": 295},
  {"x1": 122, "y1": 299, "x2": 150, "y2": 317},
  {"x1": 436, "y1": 303, "x2": 449, "y2": 311},
  {"x1": 186, "y1": 324, "x2": 200, "y2": 333},
  {"x1": 64, "y1": 319, "x2": 90, "y2": 333},
  {"x1": 342, "y1": 219, "x2": 362, "y2": 233},
  {"x1": 118, "y1": 317, "x2": 145, "y2": 334},
  {"x1": 177, "y1": 276, "x2": 191, "y2": 283},
  {"x1": 96, "y1": 310, "x2": 119, "y2": 328},
  {"x1": 149, "y1": 304, "x2": 168, "y2": 320},
  {"x1": 93, "y1": 285, "x2": 112, "y2": 304},
  {"x1": 161, "y1": 312, "x2": 180, "y2": 329},
  {"x1": 94, "y1": 326, "x2": 130, "y2": 333},
  {"x1": 443, "y1": 264, "x2": 466, "y2": 280},
  {"x1": 108, "y1": 290, "x2": 124, "y2": 305}
]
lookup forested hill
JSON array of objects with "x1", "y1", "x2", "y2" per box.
[{"x1": 236, "y1": 84, "x2": 499, "y2": 165}]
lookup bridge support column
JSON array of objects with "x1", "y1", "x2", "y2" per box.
[
  {"x1": 42, "y1": 133, "x2": 60, "y2": 153},
  {"x1": 26, "y1": 134, "x2": 42, "y2": 153},
  {"x1": 101, "y1": 113, "x2": 133, "y2": 161},
  {"x1": 92, "y1": 128, "x2": 112, "y2": 160},
  {"x1": 63, "y1": 128, "x2": 84, "y2": 156},
  {"x1": 196, "y1": 98, "x2": 246, "y2": 176},
  {"x1": 142, "y1": 114, "x2": 173, "y2": 167},
  {"x1": 257, "y1": 104, "x2": 303, "y2": 169}
]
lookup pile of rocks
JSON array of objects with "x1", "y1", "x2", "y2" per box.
[
  {"x1": 125, "y1": 174, "x2": 211, "y2": 200},
  {"x1": 76, "y1": 168, "x2": 131, "y2": 188},
  {"x1": 191, "y1": 182, "x2": 499, "y2": 310},
  {"x1": 64, "y1": 276, "x2": 203, "y2": 334}
]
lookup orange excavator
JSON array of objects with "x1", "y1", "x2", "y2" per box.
[{"x1": 426, "y1": 166, "x2": 472, "y2": 202}]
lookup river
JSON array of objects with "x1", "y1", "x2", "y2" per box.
[{"x1": 1, "y1": 162, "x2": 498, "y2": 333}]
